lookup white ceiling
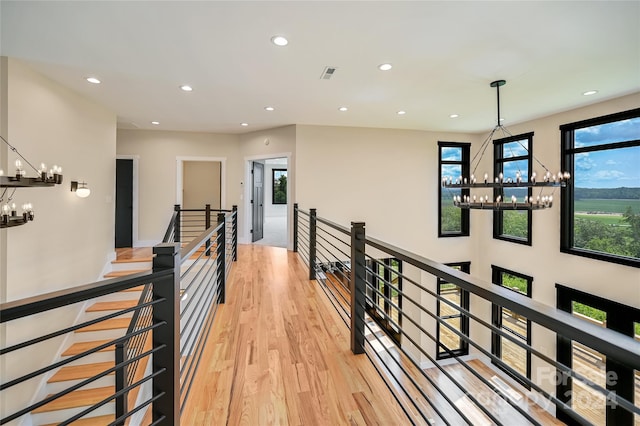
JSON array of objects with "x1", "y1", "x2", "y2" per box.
[{"x1": 1, "y1": 1, "x2": 639, "y2": 135}]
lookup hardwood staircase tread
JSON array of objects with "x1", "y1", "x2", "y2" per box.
[
  {"x1": 122, "y1": 285, "x2": 145, "y2": 292},
  {"x1": 41, "y1": 414, "x2": 115, "y2": 426},
  {"x1": 62, "y1": 340, "x2": 115, "y2": 357},
  {"x1": 48, "y1": 361, "x2": 114, "y2": 383},
  {"x1": 86, "y1": 300, "x2": 138, "y2": 312},
  {"x1": 76, "y1": 318, "x2": 131, "y2": 333},
  {"x1": 104, "y1": 269, "x2": 150, "y2": 278},
  {"x1": 32, "y1": 386, "x2": 114, "y2": 413},
  {"x1": 111, "y1": 256, "x2": 153, "y2": 264}
]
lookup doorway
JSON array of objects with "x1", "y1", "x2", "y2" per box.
[
  {"x1": 244, "y1": 155, "x2": 290, "y2": 249},
  {"x1": 115, "y1": 157, "x2": 139, "y2": 248},
  {"x1": 182, "y1": 161, "x2": 221, "y2": 209}
]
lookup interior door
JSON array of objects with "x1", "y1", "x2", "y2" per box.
[
  {"x1": 252, "y1": 162, "x2": 264, "y2": 242},
  {"x1": 115, "y1": 159, "x2": 133, "y2": 248}
]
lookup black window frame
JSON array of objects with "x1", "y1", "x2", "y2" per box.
[
  {"x1": 491, "y1": 265, "x2": 533, "y2": 388},
  {"x1": 492, "y1": 132, "x2": 533, "y2": 245},
  {"x1": 438, "y1": 141, "x2": 471, "y2": 237},
  {"x1": 272, "y1": 168, "x2": 287, "y2": 205},
  {"x1": 365, "y1": 258, "x2": 402, "y2": 345},
  {"x1": 560, "y1": 108, "x2": 640, "y2": 268},
  {"x1": 436, "y1": 262, "x2": 470, "y2": 360},
  {"x1": 556, "y1": 284, "x2": 640, "y2": 425}
]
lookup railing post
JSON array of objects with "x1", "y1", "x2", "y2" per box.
[
  {"x1": 309, "y1": 208, "x2": 317, "y2": 280},
  {"x1": 217, "y1": 212, "x2": 226, "y2": 304},
  {"x1": 293, "y1": 203, "x2": 298, "y2": 253},
  {"x1": 350, "y1": 222, "x2": 366, "y2": 355},
  {"x1": 115, "y1": 342, "x2": 127, "y2": 426},
  {"x1": 232, "y1": 205, "x2": 238, "y2": 261},
  {"x1": 152, "y1": 243, "x2": 181, "y2": 425},
  {"x1": 174, "y1": 204, "x2": 181, "y2": 243},
  {"x1": 205, "y1": 204, "x2": 211, "y2": 257}
]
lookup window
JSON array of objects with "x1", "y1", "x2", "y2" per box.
[
  {"x1": 560, "y1": 108, "x2": 640, "y2": 267},
  {"x1": 272, "y1": 169, "x2": 287, "y2": 204},
  {"x1": 493, "y1": 133, "x2": 533, "y2": 245},
  {"x1": 556, "y1": 284, "x2": 640, "y2": 425},
  {"x1": 366, "y1": 258, "x2": 402, "y2": 344},
  {"x1": 438, "y1": 141, "x2": 470, "y2": 237},
  {"x1": 436, "y1": 262, "x2": 470, "y2": 360},
  {"x1": 491, "y1": 265, "x2": 532, "y2": 387}
]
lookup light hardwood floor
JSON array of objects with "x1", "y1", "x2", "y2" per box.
[{"x1": 181, "y1": 244, "x2": 408, "y2": 425}]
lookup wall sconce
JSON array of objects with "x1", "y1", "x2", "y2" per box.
[{"x1": 70, "y1": 181, "x2": 91, "y2": 198}]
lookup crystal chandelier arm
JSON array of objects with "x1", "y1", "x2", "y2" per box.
[{"x1": 1, "y1": 135, "x2": 41, "y2": 175}]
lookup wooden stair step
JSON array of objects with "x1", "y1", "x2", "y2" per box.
[
  {"x1": 32, "y1": 386, "x2": 114, "y2": 413},
  {"x1": 62, "y1": 340, "x2": 115, "y2": 357},
  {"x1": 48, "y1": 362, "x2": 114, "y2": 383},
  {"x1": 104, "y1": 269, "x2": 149, "y2": 278},
  {"x1": 111, "y1": 256, "x2": 153, "y2": 264},
  {"x1": 76, "y1": 318, "x2": 130, "y2": 333},
  {"x1": 41, "y1": 414, "x2": 115, "y2": 426},
  {"x1": 122, "y1": 285, "x2": 145, "y2": 292},
  {"x1": 86, "y1": 300, "x2": 138, "y2": 312}
]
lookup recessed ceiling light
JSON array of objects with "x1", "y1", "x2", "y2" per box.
[
  {"x1": 378, "y1": 63, "x2": 393, "y2": 71},
  {"x1": 240, "y1": 122, "x2": 249, "y2": 127},
  {"x1": 338, "y1": 106, "x2": 348, "y2": 112},
  {"x1": 397, "y1": 110, "x2": 406, "y2": 115},
  {"x1": 180, "y1": 85, "x2": 193, "y2": 92},
  {"x1": 271, "y1": 36, "x2": 288, "y2": 46},
  {"x1": 151, "y1": 121, "x2": 160, "y2": 125},
  {"x1": 449, "y1": 114, "x2": 459, "y2": 119},
  {"x1": 264, "y1": 106, "x2": 275, "y2": 111},
  {"x1": 583, "y1": 90, "x2": 598, "y2": 96},
  {"x1": 86, "y1": 77, "x2": 101, "y2": 84}
]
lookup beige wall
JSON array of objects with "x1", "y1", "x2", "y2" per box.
[
  {"x1": 116, "y1": 130, "x2": 242, "y2": 244},
  {"x1": 295, "y1": 124, "x2": 474, "y2": 263},
  {"x1": 183, "y1": 161, "x2": 221, "y2": 209},
  {"x1": 1, "y1": 57, "x2": 117, "y2": 422},
  {"x1": 4, "y1": 58, "x2": 116, "y2": 300},
  {"x1": 294, "y1": 96, "x2": 640, "y2": 377}
]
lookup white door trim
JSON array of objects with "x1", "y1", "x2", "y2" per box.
[{"x1": 242, "y1": 152, "x2": 292, "y2": 250}]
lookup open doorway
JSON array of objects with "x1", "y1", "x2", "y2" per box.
[
  {"x1": 176, "y1": 156, "x2": 226, "y2": 210},
  {"x1": 246, "y1": 156, "x2": 289, "y2": 249}
]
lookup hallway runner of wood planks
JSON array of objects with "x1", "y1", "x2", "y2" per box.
[{"x1": 181, "y1": 244, "x2": 408, "y2": 425}]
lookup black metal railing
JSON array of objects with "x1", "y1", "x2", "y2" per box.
[
  {"x1": 294, "y1": 204, "x2": 640, "y2": 426},
  {"x1": 166, "y1": 204, "x2": 238, "y2": 247},
  {"x1": 0, "y1": 207, "x2": 238, "y2": 425}
]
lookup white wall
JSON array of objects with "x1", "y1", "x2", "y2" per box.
[
  {"x1": 1, "y1": 57, "x2": 117, "y2": 423},
  {"x1": 116, "y1": 130, "x2": 242, "y2": 244}
]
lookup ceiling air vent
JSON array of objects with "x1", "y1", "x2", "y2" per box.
[{"x1": 320, "y1": 66, "x2": 337, "y2": 80}]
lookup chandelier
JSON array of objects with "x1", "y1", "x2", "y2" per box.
[
  {"x1": 1, "y1": 135, "x2": 63, "y2": 228},
  {"x1": 442, "y1": 80, "x2": 569, "y2": 210}
]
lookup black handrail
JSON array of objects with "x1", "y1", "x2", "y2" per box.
[
  {"x1": 364, "y1": 234, "x2": 640, "y2": 368},
  {"x1": 294, "y1": 205, "x2": 640, "y2": 425},
  {"x1": 0, "y1": 270, "x2": 166, "y2": 323}
]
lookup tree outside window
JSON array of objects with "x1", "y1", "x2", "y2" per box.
[
  {"x1": 560, "y1": 108, "x2": 640, "y2": 267},
  {"x1": 272, "y1": 169, "x2": 287, "y2": 204}
]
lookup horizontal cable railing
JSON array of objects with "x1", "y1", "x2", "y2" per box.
[
  {"x1": 1, "y1": 206, "x2": 239, "y2": 425},
  {"x1": 294, "y1": 204, "x2": 640, "y2": 426}
]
